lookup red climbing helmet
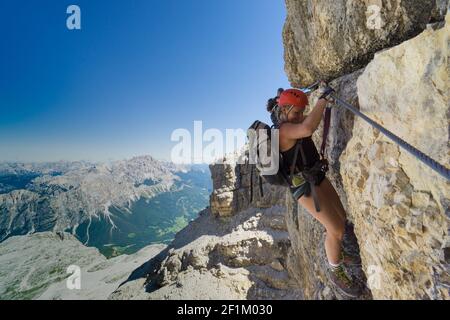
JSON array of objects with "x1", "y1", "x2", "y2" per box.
[{"x1": 277, "y1": 89, "x2": 309, "y2": 109}]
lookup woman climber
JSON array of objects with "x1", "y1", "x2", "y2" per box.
[{"x1": 267, "y1": 83, "x2": 362, "y2": 298}]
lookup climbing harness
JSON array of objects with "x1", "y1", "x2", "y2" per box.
[{"x1": 287, "y1": 138, "x2": 329, "y2": 212}]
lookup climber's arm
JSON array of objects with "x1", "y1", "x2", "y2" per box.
[
  {"x1": 280, "y1": 98, "x2": 328, "y2": 140},
  {"x1": 303, "y1": 98, "x2": 328, "y2": 133}
]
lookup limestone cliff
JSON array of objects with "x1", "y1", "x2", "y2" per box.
[
  {"x1": 341, "y1": 18, "x2": 449, "y2": 299},
  {"x1": 283, "y1": 7, "x2": 449, "y2": 299},
  {"x1": 283, "y1": 0, "x2": 447, "y2": 87}
]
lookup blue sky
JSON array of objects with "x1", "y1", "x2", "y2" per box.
[{"x1": 0, "y1": 0, "x2": 290, "y2": 162}]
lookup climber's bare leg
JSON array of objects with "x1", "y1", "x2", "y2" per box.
[
  {"x1": 320, "y1": 178, "x2": 347, "y2": 222},
  {"x1": 297, "y1": 178, "x2": 346, "y2": 264}
]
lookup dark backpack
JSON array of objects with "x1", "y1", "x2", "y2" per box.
[{"x1": 247, "y1": 120, "x2": 291, "y2": 187}]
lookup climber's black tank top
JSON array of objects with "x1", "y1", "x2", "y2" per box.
[{"x1": 280, "y1": 136, "x2": 320, "y2": 174}]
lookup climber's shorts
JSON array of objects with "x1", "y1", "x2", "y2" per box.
[{"x1": 289, "y1": 172, "x2": 326, "y2": 202}]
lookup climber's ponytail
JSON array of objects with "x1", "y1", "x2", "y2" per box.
[{"x1": 267, "y1": 88, "x2": 285, "y2": 126}]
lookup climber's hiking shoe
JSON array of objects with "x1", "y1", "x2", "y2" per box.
[
  {"x1": 328, "y1": 265, "x2": 361, "y2": 298},
  {"x1": 341, "y1": 250, "x2": 362, "y2": 266}
]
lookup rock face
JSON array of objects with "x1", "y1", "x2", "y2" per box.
[
  {"x1": 283, "y1": 0, "x2": 447, "y2": 87},
  {"x1": 283, "y1": 8, "x2": 449, "y2": 299},
  {"x1": 340, "y1": 16, "x2": 450, "y2": 299},
  {"x1": 0, "y1": 232, "x2": 165, "y2": 299},
  {"x1": 110, "y1": 161, "x2": 303, "y2": 300}
]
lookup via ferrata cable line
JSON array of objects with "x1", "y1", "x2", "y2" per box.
[{"x1": 330, "y1": 93, "x2": 450, "y2": 181}]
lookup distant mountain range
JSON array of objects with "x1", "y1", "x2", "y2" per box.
[{"x1": 0, "y1": 156, "x2": 212, "y2": 257}]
